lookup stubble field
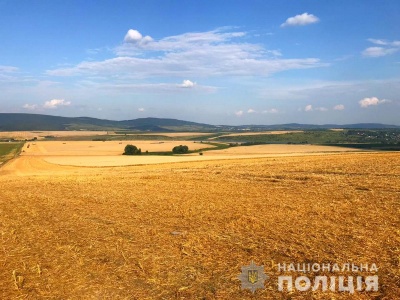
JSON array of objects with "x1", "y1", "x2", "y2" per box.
[
  {"x1": 0, "y1": 131, "x2": 213, "y2": 140},
  {"x1": 14, "y1": 141, "x2": 364, "y2": 168},
  {"x1": 0, "y1": 146, "x2": 399, "y2": 299}
]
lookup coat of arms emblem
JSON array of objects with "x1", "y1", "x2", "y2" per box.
[{"x1": 238, "y1": 261, "x2": 269, "y2": 293}]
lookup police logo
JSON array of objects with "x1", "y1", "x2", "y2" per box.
[{"x1": 238, "y1": 261, "x2": 268, "y2": 293}]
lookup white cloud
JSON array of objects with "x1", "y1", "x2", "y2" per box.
[
  {"x1": 235, "y1": 110, "x2": 243, "y2": 116},
  {"x1": 247, "y1": 108, "x2": 256, "y2": 113},
  {"x1": 84, "y1": 81, "x2": 217, "y2": 93},
  {"x1": 367, "y1": 38, "x2": 400, "y2": 47},
  {"x1": 362, "y1": 39, "x2": 400, "y2": 57},
  {"x1": 23, "y1": 104, "x2": 38, "y2": 110},
  {"x1": 333, "y1": 104, "x2": 345, "y2": 110},
  {"x1": 367, "y1": 39, "x2": 388, "y2": 46},
  {"x1": 179, "y1": 79, "x2": 195, "y2": 88},
  {"x1": 305, "y1": 104, "x2": 313, "y2": 112},
  {"x1": 302, "y1": 105, "x2": 327, "y2": 112},
  {"x1": 138, "y1": 107, "x2": 145, "y2": 112},
  {"x1": 124, "y1": 29, "x2": 153, "y2": 45},
  {"x1": 47, "y1": 28, "x2": 326, "y2": 79},
  {"x1": 281, "y1": 13, "x2": 319, "y2": 27},
  {"x1": 359, "y1": 97, "x2": 390, "y2": 108},
  {"x1": 362, "y1": 47, "x2": 398, "y2": 57},
  {"x1": 43, "y1": 99, "x2": 71, "y2": 109},
  {"x1": 124, "y1": 29, "x2": 142, "y2": 42},
  {"x1": 262, "y1": 108, "x2": 278, "y2": 114}
]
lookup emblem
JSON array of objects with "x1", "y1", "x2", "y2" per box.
[{"x1": 238, "y1": 260, "x2": 269, "y2": 293}]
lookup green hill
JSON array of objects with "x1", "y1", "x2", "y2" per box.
[
  {"x1": 0, "y1": 113, "x2": 398, "y2": 132},
  {"x1": 0, "y1": 113, "x2": 215, "y2": 132}
]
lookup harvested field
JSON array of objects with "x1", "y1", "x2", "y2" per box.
[
  {"x1": 43, "y1": 155, "x2": 224, "y2": 167},
  {"x1": 138, "y1": 132, "x2": 213, "y2": 137},
  {"x1": 0, "y1": 152, "x2": 399, "y2": 299},
  {"x1": 0, "y1": 131, "x2": 213, "y2": 140},
  {"x1": 13, "y1": 143, "x2": 365, "y2": 167},
  {"x1": 21, "y1": 140, "x2": 214, "y2": 156},
  {"x1": 0, "y1": 131, "x2": 110, "y2": 140},
  {"x1": 204, "y1": 144, "x2": 363, "y2": 155},
  {"x1": 217, "y1": 131, "x2": 303, "y2": 138}
]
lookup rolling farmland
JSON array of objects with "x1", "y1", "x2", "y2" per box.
[{"x1": 0, "y1": 140, "x2": 399, "y2": 298}]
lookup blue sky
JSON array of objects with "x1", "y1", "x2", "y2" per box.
[{"x1": 0, "y1": 0, "x2": 399, "y2": 125}]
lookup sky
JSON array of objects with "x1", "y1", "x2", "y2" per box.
[{"x1": 0, "y1": 0, "x2": 399, "y2": 125}]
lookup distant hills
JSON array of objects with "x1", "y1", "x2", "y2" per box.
[
  {"x1": 0, "y1": 113, "x2": 399, "y2": 132},
  {"x1": 0, "y1": 113, "x2": 214, "y2": 131}
]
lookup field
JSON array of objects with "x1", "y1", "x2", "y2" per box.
[
  {"x1": 21, "y1": 140, "x2": 214, "y2": 156},
  {"x1": 0, "y1": 131, "x2": 213, "y2": 141},
  {"x1": 0, "y1": 140, "x2": 399, "y2": 299},
  {"x1": 216, "y1": 131, "x2": 304, "y2": 138},
  {"x1": 0, "y1": 142, "x2": 24, "y2": 164},
  {"x1": 11, "y1": 142, "x2": 363, "y2": 168},
  {"x1": 0, "y1": 131, "x2": 111, "y2": 140}
]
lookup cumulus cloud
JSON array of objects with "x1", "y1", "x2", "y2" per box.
[
  {"x1": 281, "y1": 13, "x2": 319, "y2": 27},
  {"x1": 362, "y1": 39, "x2": 400, "y2": 57},
  {"x1": 124, "y1": 29, "x2": 153, "y2": 45},
  {"x1": 138, "y1": 107, "x2": 145, "y2": 112},
  {"x1": 262, "y1": 108, "x2": 278, "y2": 114},
  {"x1": 359, "y1": 97, "x2": 390, "y2": 108},
  {"x1": 43, "y1": 99, "x2": 71, "y2": 109},
  {"x1": 305, "y1": 104, "x2": 313, "y2": 111},
  {"x1": 23, "y1": 104, "x2": 38, "y2": 110},
  {"x1": 303, "y1": 105, "x2": 327, "y2": 112},
  {"x1": 247, "y1": 108, "x2": 256, "y2": 113},
  {"x1": 333, "y1": 104, "x2": 345, "y2": 110},
  {"x1": 235, "y1": 110, "x2": 243, "y2": 116},
  {"x1": 124, "y1": 29, "x2": 142, "y2": 42},
  {"x1": 179, "y1": 79, "x2": 195, "y2": 88}
]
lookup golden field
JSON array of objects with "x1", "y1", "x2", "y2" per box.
[
  {"x1": 15, "y1": 141, "x2": 364, "y2": 168},
  {"x1": 215, "y1": 131, "x2": 303, "y2": 138},
  {"x1": 0, "y1": 131, "x2": 213, "y2": 140},
  {"x1": 21, "y1": 141, "x2": 214, "y2": 156},
  {"x1": 203, "y1": 144, "x2": 361, "y2": 156},
  {"x1": 0, "y1": 146, "x2": 399, "y2": 299},
  {"x1": 0, "y1": 131, "x2": 110, "y2": 140}
]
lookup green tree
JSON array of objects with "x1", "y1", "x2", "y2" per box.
[
  {"x1": 123, "y1": 144, "x2": 141, "y2": 155},
  {"x1": 172, "y1": 145, "x2": 189, "y2": 154}
]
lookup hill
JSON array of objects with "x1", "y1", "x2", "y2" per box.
[
  {"x1": 0, "y1": 113, "x2": 216, "y2": 132},
  {"x1": 0, "y1": 113, "x2": 399, "y2": 132}
]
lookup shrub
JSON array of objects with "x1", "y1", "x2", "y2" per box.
[
  {"x1": 123, "y1": 144, "x2": 141, "y2": 155},
  {"x1": 172, "y1": 145, "x2": 189, "y2": 154}
]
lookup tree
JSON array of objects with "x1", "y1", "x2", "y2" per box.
[
  {"x1": 172, "y1": 145, "x2": 189, "y2": 154},
  {"x1": 123, "y1": 144, "x2": 141, "y2": 155}
]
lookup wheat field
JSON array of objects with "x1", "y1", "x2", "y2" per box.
[
  {"x1": 21, "y1": 140, "x2": 214, "y2": 156},
  {"x1": 0, "y1": 151, "x2": 399, "y2": 299},
  {"x1": 216, "y1": 131, "x2": 304, "y2": 138},
  {"x1": 0, "y1": 131, "x2": 111, "y2": 140}
]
